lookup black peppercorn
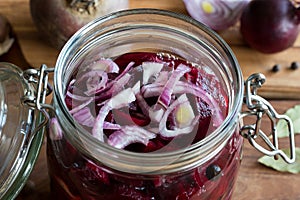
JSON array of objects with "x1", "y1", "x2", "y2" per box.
[
  {"x1": 206, "y1": 164, "x2": 222, "y2": 180},
  {"x1": 271, "y1": 64, "x2": 280, "y2": 72},
  {"x1": 290, "y1": 62, "x2": 299, "y2": 70}
]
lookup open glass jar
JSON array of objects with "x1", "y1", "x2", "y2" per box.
[{"x1": 0, "y1": 9, "x2": 296, "y2": 200}]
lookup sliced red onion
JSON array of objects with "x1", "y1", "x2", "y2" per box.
[
  {"x1": 92, "y1": 88, "x2": 136, "y2": 142},
  {"x1": 84, "y1": 70, "x2": 108, "y2": 96},
  {"x1": 132, "y1": 81, "x2": 141, "y2": 95},
  {"x1": 73, "y1": 69, "x2": 108, "y2": 96},
  {"x1": 72, "y1": 106, "x2": 121, "y2": 130},
  {"x1": 133, "y1": 80, "x2": 164, "y2": 122},
  {"x1": 96, "y1": 73, "x2": 131, "y2": 101},
  {"x1": 159, "y1": 94, "x2": 200, "y2": 138},
  {"x1": 135, "y1": 91, "x2": 164, "y2": 122},
  {"x1": 115, "y1": 61, "x2": 134, "y2": 81},
  {"x1": 69, "y1": 97, "x2": 93, "y2": 115},
  {"x1": 174, "y1": 81, "x2": 224, "y2": 126},
  {"x1": 67, "y1": 54, "x2": 227, "y2": 150},
  {"x1": 183, "y1": 0, "x2": 250, "y2": 31},
  {"x1": 142, "y1": 62, "x2": 164, "y2": 84},
  {"x1": 108, "y1": 126, "x2": 156, "y2": 149},
  {"x1": 103, "y1": 122, "x2": 121, "y2": 130},
  {"x1": 49, "y1": 118, "x2": 63, "y2": 140},
  {"x1": 174, "y1": 99, "x2": 195, "y2": 128},
  {"x1": 141, "y1": 82, "x2": 165, "y2": 97},
  {"x1": 156, "y1": 63, "x2": 191, "y2": 108},
  {"x1": 92, "y1": 62, "x2": 135, "y2": 100},
  {"x1": 155, "y1": 71, "x2": 170, "y2": 84},
  {"x1": 75, "y1": 60, "x2": 133, "y2": 98},
  {"x1": 139, "y1": 70, "x2": 168, "y2": 97},
  {"x1": 86, "y1": 58, "x2": 120, "y2": 73},
  {"x1": 72, "y1": 107, "x2": 95, "y2": 127},
  {"x1": 142, "y1": 81, "x2": 224, "y2": 127},
  {"x1": 66, "y1": 90, "x2": 93, "y2": 102}
]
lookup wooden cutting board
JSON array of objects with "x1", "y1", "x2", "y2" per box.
[
  {"x1": 220, "y1": 27, "x2": 300, "y2": 100},
  {"x1": 1, "y1": 0, "x2": 300, "y2": 99}
]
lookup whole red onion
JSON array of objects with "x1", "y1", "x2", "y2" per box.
[
  {"x1": 30, "y1": 0, "x2": 128, "y2": 50},
  {"x1": 240, "y1": 0, "x2": 300, "y2": 53}
]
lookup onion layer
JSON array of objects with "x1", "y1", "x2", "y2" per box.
[{"x1": 66, "y1": 53, "x2": 227, "y2": 151}]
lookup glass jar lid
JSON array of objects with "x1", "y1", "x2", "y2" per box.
[{"x1": 0, "y1": 62, "x2": 44, "y2": 199}]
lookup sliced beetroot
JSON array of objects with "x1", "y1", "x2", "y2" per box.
[
  {"x1": 47, "y1": 128, "x2": 242, "y2": 199},
  {"x1": 112, "y1": 106, "x2": 151, "y2": 127}
]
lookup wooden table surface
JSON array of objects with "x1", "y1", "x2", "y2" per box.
[{"x1": 1, "y1": 0, "x2": 300, "y2": 199}]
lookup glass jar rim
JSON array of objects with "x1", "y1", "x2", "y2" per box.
[{"x1": 53, "y1": 8, "x2": 244, "y2": 174}]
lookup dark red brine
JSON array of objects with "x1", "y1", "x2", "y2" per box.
[{"x1": 47, "y1": 52, "x2": 243, "y2": 200}]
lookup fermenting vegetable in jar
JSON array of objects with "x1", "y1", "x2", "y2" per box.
[
  {"x1": 46, "y1": 9, "x2": 246, "y2": 199},
  {"x1": 48, "y1": 51, "x2": 242, "y2": 199}
]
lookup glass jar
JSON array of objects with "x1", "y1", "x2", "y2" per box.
[
  {"x1": 0, "y1": 9, "x2": 295, "y2": 200},
  {"x1": 47, "y1": 8, "x2": 245, "y2": 200},
  {"x1": 0, "y1": 63, "x2": 44, "y2": 199},
  {"x1": 45, "y1": 9, "x2": 273, "y2": 200}
]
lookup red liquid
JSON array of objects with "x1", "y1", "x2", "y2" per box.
[{"x1": 47, "y1": 52, "x2": 243, "y2": 199}]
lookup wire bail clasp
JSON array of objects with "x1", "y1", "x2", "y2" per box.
[
  {"x1": 21, "y1": 64, "x2": 55, "y2": 136},
  {"x1": 240, "y1": 73, "x2": 296, "y2": 164}
]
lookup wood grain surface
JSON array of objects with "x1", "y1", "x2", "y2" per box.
[
  {"x1": 1, "y1": 0, "x2": 300, "y2": 99},
  {"x1": 1, "y1": 0, "x2": 300, "y2": 199}
]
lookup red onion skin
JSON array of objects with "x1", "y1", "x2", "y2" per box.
[
  {"x1": 240, "y1": 0, "x2": 300, "y2": 54},
  {"x1": 30, "y1": 0, "x2": 128, "y2": 50}
]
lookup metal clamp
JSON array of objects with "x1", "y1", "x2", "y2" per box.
[
  {"x1": 240, "y1": 73, "x2": 296, "y2": 164},
  {"x1": 21, "y1": 64, "x2": 55, "y2": 137}
]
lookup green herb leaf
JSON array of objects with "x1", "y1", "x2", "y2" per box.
[
  {"x1": 277, "y1": 105, "x2": 300, "y2": 138},
  {"x1": 258, "y1": 148, "x2": 300, "y2": 174}
]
